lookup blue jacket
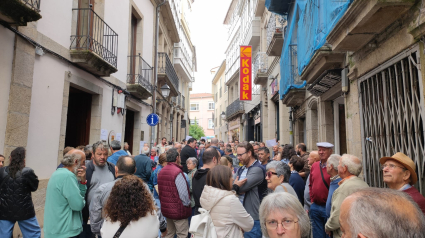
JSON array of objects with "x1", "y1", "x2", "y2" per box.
[
  {"x1": 151, "y1": 164, "x2": 164, "y2": 199},
  {"x1": 211, "y1": 146, "x2": 225, "y2": 157},
  {"x1": 289, "y1": 172, "x2": 305, "y2": 206},
  {"x1": 326, "y1": 177, "x2": 342, "y2": 218},
  {"x1": 107, "y1": 150, "x2": 128, "y2": 165},
  {"x1": 133, "y1": 154, "x2": 153, "y2": 190}
]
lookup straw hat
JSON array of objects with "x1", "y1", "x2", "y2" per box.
[{"x1": 379, "y1": 152, "x2": 417, "y2": 185}]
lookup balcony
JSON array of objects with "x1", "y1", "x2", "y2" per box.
[
  {"x1": 174, "y1": 43, "x2": 194, "y2": 82},
  {"x1": 254, "y1": 52, "x2": 268, "y2": 85},
  {"x1": 177, "y1": 92, "x2": 182, "y2": 108},
  {"x1": 70, "y1": 8, "x2": 118, "y2": 77},
  {"x1": 242, "y1": 18, "x2": 261, "y2": 46},
  {"x1": 226, "y1": 99, "x2": 245, "y2": 120},
  {"x1": 307, "y1": 69, "x2": 342, "y2": 97},
  {"x1": 299, "y1": 45, "x2": 345, "y2": 84},
  {"x1": 126, "y1": 54, "x2": 153, "y2": 100},
  {"x1": 189, "y1": 82, "x2": 193, "y2": 91},
  {"x1": 266, "y1": 13, "x2": 286, "y2": 57},
  {"x1": 158, "y1": 52, "x2": 179, "y2": 97},
  {"x1": 182, "y1": 95, "x2": 185, "y2": 110},
  {"x1": 327, "y1": 0, "x2": 414, "y2": 52},
  {"x1": 225, "y1": 57, "x2": 240, "y2": 85},
  {"x1": 282, "y1": 89, "x2": 305, "y2": 107},
  {"x1": 0, "y1": 0, "x2": 41, "y2": 26}
]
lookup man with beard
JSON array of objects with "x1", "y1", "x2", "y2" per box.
[
  {"x1": 82, "y1": 141, "x2": 116, "y2": 237},
  {"x1": 296, "y1": 143, "x2": 310, "y2": 180},
  {"x1": 44, "y1": 150, "x2": 87, "y2": 237}
]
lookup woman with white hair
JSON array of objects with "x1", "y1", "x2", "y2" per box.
[
  {"x1": 265, "y1": 161, "x2": 298, "y2": 198},
  {"x1": 260, "y1": 192, "x2": 311, "y2": 238}
]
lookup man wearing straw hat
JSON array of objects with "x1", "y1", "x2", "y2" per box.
[{"x1": 380, "y1": 152, "x2": 425, "y2": 214}]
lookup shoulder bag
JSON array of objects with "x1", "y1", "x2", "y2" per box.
[{"x1": 113, "y1": 224, "x2": 128, "y2": 238}]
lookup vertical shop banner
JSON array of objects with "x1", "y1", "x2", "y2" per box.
[{"x1": 240, "y1": 46, "x2": 252, "y2": 101}]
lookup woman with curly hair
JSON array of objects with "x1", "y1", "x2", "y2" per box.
[
  {"x1": 101, "y1": 175, "x2": 159, "y2": 238},
  {"x1": 0, "y1": 147, "x2": 40, "y2": 237}
]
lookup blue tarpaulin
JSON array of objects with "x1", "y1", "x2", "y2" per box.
[{"x1": 271, "y1": 0, "x2": 352, "y2": 99}]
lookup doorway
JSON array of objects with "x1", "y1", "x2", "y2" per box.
[
  {"x1": 65, "y1": 87, "x2": 92, "y2": 147},
  {"x1": 124, "y1": 110, "x2": 135, "y2": 154}
]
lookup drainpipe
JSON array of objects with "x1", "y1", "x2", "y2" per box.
[
  {"x1": 150, "y1": 0, "x2": 167, "y2": 154},
  {"x1": 289, "y1": 107, "x2": 293, "y2": 145}
]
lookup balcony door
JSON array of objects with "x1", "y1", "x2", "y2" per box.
[
  {"x1": 129, "y1": 14, "x2": 138, "y2": 84},
  {"x1": 76, "y1": 0, "x2": 95, "y2": 50}
]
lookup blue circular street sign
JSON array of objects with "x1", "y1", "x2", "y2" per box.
[{"x1": 146, "y1": 113, "x2": 159, "y2": 126}]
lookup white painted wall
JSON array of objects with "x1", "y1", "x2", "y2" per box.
[{"x1": 0, "y1": 27, "x2": 15, "y2": 155}]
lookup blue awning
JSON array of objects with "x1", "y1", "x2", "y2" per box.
[{"x1": 265, "y1": 0, "x2": 291, "y2": 15}]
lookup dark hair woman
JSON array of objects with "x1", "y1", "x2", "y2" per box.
[
  {"x1": 199, "y1": 165, "x2": 253, "y2": 237},
  {"x1": 0, "y1": 147, "x2": 40, "y2": 237},
  {"x1": 101, "y1": 175, "x2": 158, "y2": 238}
]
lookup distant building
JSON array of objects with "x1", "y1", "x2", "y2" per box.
[{"x1": 189, "y1": 93, "x2": 215, "y2": 138}]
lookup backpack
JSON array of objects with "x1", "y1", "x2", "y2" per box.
[{"x1": 189, "y1": 208, "x2": 217, "y2": 238}]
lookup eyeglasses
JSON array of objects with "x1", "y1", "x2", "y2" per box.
[
  {"x1": 265, "y1": 219, "x2": 299, "y2": 230},
  {"x1": 381, "y1": 163, "x2": 406, "y2": 171},
  {"x1": 237, "y1": 152, "x2": 248, "y2": 157},
  {"x1": 266, "y1": 171, "x2": 278, "y2": 178}
]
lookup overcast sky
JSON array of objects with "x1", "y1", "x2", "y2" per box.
[{"x1": 190, "y1": 0, "x2": 229, "y2": 94}]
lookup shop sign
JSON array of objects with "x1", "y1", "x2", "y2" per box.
[{"x1": 240, "y1": 46, "x2": 252, "y2": 101}]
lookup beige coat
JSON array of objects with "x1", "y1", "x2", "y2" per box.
[
  {"x1": 200, "y1": 185, "x2": 254, "y2": 238},
  {"x1": 325, "y1": 176, "x2": 369, "y2": 238}
]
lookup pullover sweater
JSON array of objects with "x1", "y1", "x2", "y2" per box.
[
  {"x1": 404, "y1": 186, "x2": 425, "y2": 215},
  {"x1": 309, "y1": 161, "x2": 330, "y2": 205},
  {"x1": 44, "y1": 168, "x2": 86, "y2": 238}
]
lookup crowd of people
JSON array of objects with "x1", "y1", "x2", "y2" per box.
[{"x1": 1, "y1": 137, "x2": 425, "y2": 238}]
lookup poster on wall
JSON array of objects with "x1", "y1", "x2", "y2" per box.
[
  {"x1": 139, "y1": 141, "x2": 146, "y2": 154},
  {"x1": 116, "y1": 133, "x2": 122, "y2": 142},
  {"x1": 100, "y1": 129, "x2": 108, "y2": 141}
]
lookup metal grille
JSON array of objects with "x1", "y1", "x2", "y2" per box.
[
  {"x1": 158, "y1": 52, "x2": 180, "y2": 92},
  {"x1": 22, "y1": 0, "x2": 41, "y2": 11},
  {"x1": 359, "y1": 46, "x2": 425, "y2": 194},
  {"x1": 127, "y1": 54, "x2": 153, "y2": 92}
]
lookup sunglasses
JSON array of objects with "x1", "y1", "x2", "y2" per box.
[{"x1": 266, "y1": 171, "x2": 278, "y2": 178}]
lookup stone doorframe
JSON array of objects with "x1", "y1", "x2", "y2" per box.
[{"x1": 58, "y1": 71, "x2": 103, "y2": 164}]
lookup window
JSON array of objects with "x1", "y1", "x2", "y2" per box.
[
  {"x1": 190, "y1": 103, "x2": 199, "y2": 111},
  {"x1": 208, "y1": 102, "x2": 215, "y2": 110},
  {"x1": 208, "y1": 119, "x2": 214, "y2": 129},
  {"x1": 190, "y1": 119, "x2": 199, "y2": 125}
]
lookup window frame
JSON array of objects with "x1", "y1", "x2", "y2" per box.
[{"x1": 190, "y1": 103, "x2": 199, "y2": 111}]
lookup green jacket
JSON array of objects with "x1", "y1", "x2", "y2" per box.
[
  {"x1": 44, "y1": 168, "x2": 87, "y2": 238},
  {"x1": 325, "y1": 176, "x2": 369, "y2": 238}
]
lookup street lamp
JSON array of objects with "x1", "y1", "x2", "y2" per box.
[
  {"x1": 161, "y1": 84, "x2": 171, "y2": 98},
  {"x1": 221, "y1": 111, "x2": 226, "y2": 120}
]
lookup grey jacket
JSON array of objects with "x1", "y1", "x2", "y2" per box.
[
  {"x1": 89, "y1": 177, "x2": 167, "y2": 235},
  {"x1": 234, "y1": 160, "x2": 266, "y2": 220}
]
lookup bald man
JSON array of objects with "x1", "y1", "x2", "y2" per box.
[
  {"x1": 340, "y1": 188, "x2": 425, "y2": 238},
  {"x1": 304, "y1": 151, "x2": 320, "y2": 212},
  {"x1": 44, "y1": 149, "x2": 87, "y2": 237},
  {"x1": 174, "y1": 142, "x2": 182, "y2": 154}
]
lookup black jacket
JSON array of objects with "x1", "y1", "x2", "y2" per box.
[
  {"x1": 82, "y1": 160, "x2": 116, "y2": 223},
  {"x1": 192, "y1": 168, "x2": 209, "y2": 215},
  {"x1": 180, "y1": 146, "x2": 198, "y2": 173},
  {"x1": 0, "y1": 166, "x2": 39, "y2": 221}
]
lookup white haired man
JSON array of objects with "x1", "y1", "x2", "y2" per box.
[
  {"x1": 380, "y1": 152, "x2": 425, "y2": 214},
  {"x1": 325, "y1": 154, "x2": 342, "y2": 220},
  {"x1": 340, "y1": 188, "x2": 425, "y2": 238},
  {"x1": 325, "y1": 154, "x2": 369, "y2": 238}
]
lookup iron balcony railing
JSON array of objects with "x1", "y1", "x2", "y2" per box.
[
  {"x1": 22, "y1": 0, "x2": 41, "y2": 11},
  {"x1": 182, "y1": 95, "x2": 185, "y2": 109},
  {"x1": 158, "y1": 52, "x2": 179, "y2": 92},
  {"x1": 171, "y1": 96, "x2": 177, "y2": 104},
  {"x1": 267, "y1": 13, "x2": 286, "y2": 49},
  {"x1": 226, "y1": 99, "x2": 245, "y2": 119},
  {"x1": 70, "y1": 7, "x2": 118, "y2": 68},
  {"x1": 254, "y1": 52, "x2": 268, "y2": 78},
  {"x1": 127, "y1": 54, "x2": 153, "y2": 92}
]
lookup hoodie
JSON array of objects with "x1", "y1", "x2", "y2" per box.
[
  {"x1": 200, "y1": 186, "x2": 253, "y2": 237},
  {"x1": 192, "y1": 168, "x2": 210, "y2": 214}
]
